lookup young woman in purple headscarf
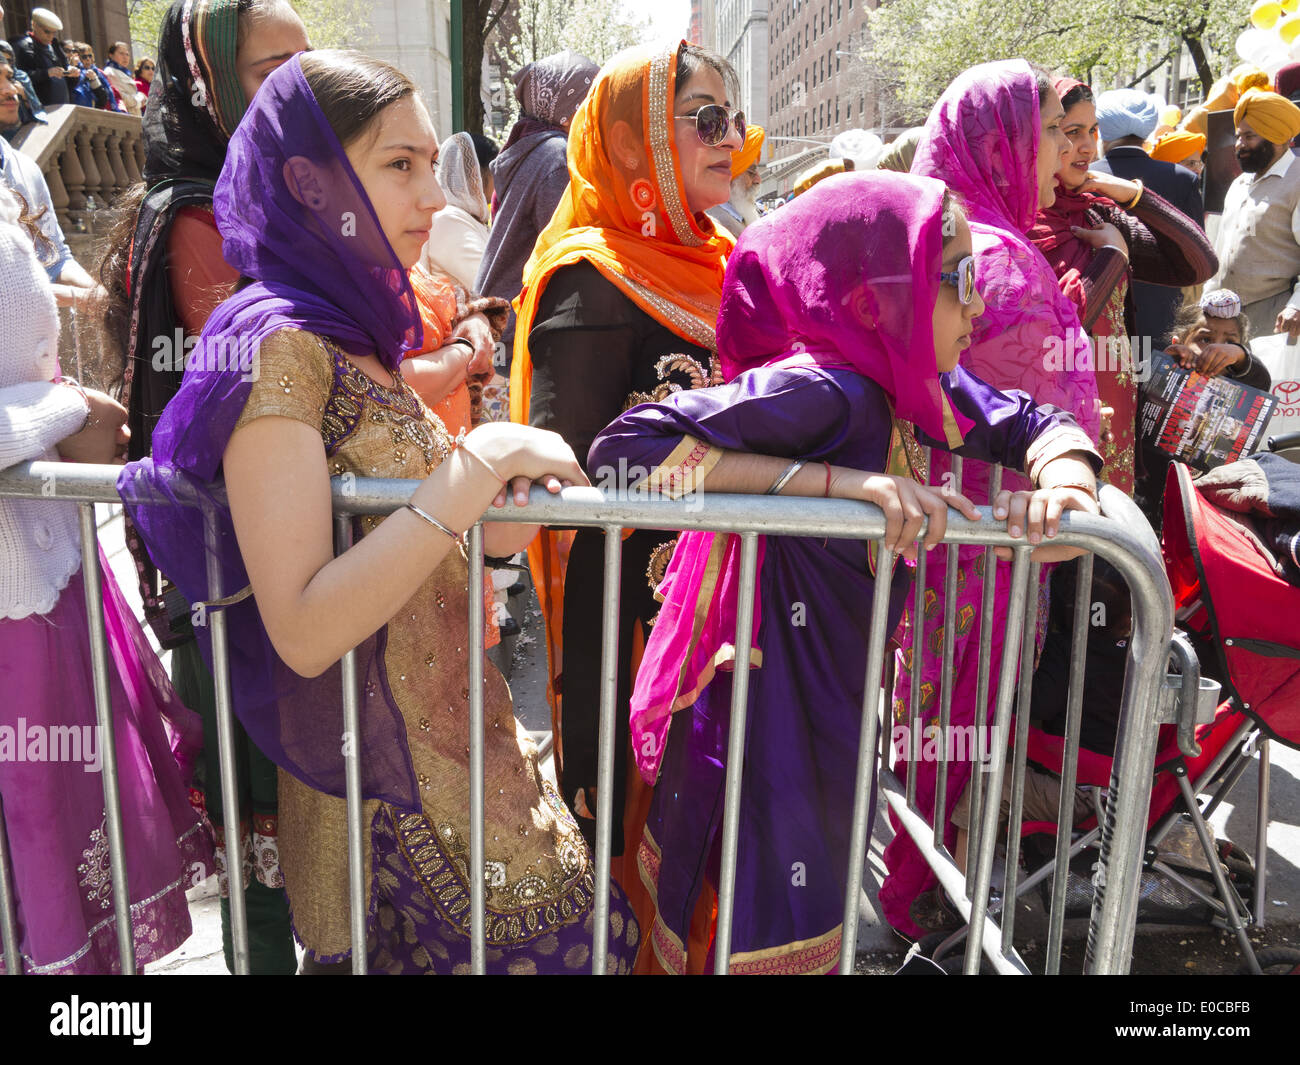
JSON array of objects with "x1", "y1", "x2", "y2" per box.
[
  {"x1": 120, "y1": 51, "x2": 640, "y2": 974},
  {"x1": 588, "y1": 170, "x2": 1102, "y2": 973}
]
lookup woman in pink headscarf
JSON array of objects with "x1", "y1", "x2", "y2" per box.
[
  {"x1": 1028, "y1": 76, "x2": 1216, "y2": 506},
  {"x1": 881, "y1": 59, "x2": 1104, "y2": 937}
]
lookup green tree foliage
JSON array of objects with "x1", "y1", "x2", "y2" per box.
[
  {"x1": 505, "y1": 0, "x2": 648, "y2": 69},
  {"x1": 128, "y1": 0, "x2": 371, "y2": 61},
  {"x1": 488, "y1": 0, "x2": 647, "y2": 128},
  {"x1": 863, "y1": 0, "x2": 1247, "y2": 126}
]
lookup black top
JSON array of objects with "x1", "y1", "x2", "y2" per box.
[
  {"x1": 527, "y1": 260, "x2": 720, "y2": 475},
  {"x1": 12, "y1": 32, "x2": 69, "y2": 107},
  {"x1": 526, "y1": 260, "x2": 720, "y2": 853}
]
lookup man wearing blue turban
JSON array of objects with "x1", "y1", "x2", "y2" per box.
[
  {"x1": 1092, "y1": 87, "x2": 1205, "y2": 350},
  {"x1": 1096, "y1": 88, "x2": 1160, "y2": 143}
]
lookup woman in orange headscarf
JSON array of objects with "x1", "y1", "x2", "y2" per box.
[{"x1": 510, "y1": 40, "x2": 742, "y2": 966}]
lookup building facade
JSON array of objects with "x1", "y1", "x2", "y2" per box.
[
  {"x1": 366, "y1": 0, "x2": 456, "y2": 141},
  {"x1": 689, "y1": 0, "x2": 718, "y2": 50},
  {"x1": 717, "y1": 0, "x2": 768, "y2": 128},
  {"x1": 763, "y1": 0, "x2": 881, "y2": 166}
]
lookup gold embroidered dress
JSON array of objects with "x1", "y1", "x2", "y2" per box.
[{"x1": 235, "y1": 328, "x2": 638, "y2": 973}]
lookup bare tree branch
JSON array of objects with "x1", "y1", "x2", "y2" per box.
[{"x1": 484, "y1": 0, "x2": 512, "y2": 40}]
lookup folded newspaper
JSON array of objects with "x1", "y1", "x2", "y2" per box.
[{"x1": 1138, "y1": 352, "x2": 1278, "y2": 472}]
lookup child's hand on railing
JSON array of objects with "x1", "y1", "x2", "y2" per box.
[
  {"x1": 840, "y1": 471, "x2": 981, "y2": 561},
  {"x1": 993, "y1": 451, "x2": 1099, "y2": 561}
]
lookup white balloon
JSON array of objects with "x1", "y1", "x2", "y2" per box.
[
  {"x1": 1289, "y1": 33, "x2": 1300, "y2": 58},
  {"x1": 1263, "y1": 47, "x2": 1291, "y2": 75},
  {"x1": 1237, "y1": 26, "x2": 1275, "y2": 62}
]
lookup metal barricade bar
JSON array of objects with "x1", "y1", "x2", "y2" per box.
[
  {"x1": 1045, "y1": 552, "x2": 1094, "y2": 975},
  {"x1": 78, "y1": 504, "x2": 135, "y2": 975},
  {"x1": 0, "y1": 462, "x2": 1174, "y2": 976},
  {"x1": 467, "y1": 523, "x2": 488, "y2": 973},
  {"x1": 712, "y1": 532, "x2": 761, "y2": 974},
  {"x1": 591, "y1": 524, "x2": 624, "y2": 975},
  {"x1": 0, "y1": 796, "x2": 21, "y2": 974},
  {"x1": 334, "y1": 516, "x2": 369, "y2": 976},
  {"x1": 965, "y1": 463, "x2": 1003, "y2": 896},
  {"x1": 201, "y1": 502, "x2": 251, "y2": 976},
  {"x1": 1000, "y1": 560, "x2": 1042, "y2": 958},
  {"x1": 963, "y1": 547, "x2": 1033, "y2": 974},
  {"x1": 934, "y1": 456, "x2": 962, "y2": 848},
  {"x1": 838, "y1": 543, "x2": 895, "y2": 971}
]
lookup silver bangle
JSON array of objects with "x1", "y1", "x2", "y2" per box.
[
  {"x1": 766, "y1": 459, "x2": 805, "y2": 495},
  {"x1": 404, "y1": 501, "x2": 460, "y2": 542}
]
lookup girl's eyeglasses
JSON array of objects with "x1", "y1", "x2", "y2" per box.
[
  {"x1": 939, "y1": 254, "x2": 976, "y2": 305},
  {"x1": 674, "y1": 104, "x2": 746, "y2": 147}
]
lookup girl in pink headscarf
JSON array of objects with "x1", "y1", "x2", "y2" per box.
[
  {"x1": 881, "y1": 59, "x2": 1104, "y2": 937},
  {"x1": 589, "y1": 170, "x2": 1100, "y2": 973}
]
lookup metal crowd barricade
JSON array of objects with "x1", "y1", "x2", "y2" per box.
[{"x1": 0, "y1": 458, "x2": 1181, "y2": 976}]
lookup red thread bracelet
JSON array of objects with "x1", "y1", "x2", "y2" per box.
[{"x1": 823, "y1": 461, "x2": 832, "y2": 497}]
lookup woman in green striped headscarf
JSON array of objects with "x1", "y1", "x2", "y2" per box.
[{"x1": 97, "y1": 0, "x2": 309, "y2": 975}]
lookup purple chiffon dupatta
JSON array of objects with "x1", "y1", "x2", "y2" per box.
[{"x1": 118, "y1": 56, "x2": 425, "y2": 808}]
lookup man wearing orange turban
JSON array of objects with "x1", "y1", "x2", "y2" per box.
[
  {"x1": 707, "y1": 123, "x2": 765, "y2": 236},
  {"x1": 1207, "y1": 88, "x2": 1300, "y2": 338},
  {"x1": 1149, "y1": 129, "x2": 1207, "y2": 174}
]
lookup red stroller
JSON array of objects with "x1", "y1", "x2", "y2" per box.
[{"x1": 1155, "y1": 459, "x2": 1300, "y2": 972}]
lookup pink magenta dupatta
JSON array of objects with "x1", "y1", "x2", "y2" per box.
[
  {"x1": 629, "y1": 171, "x2": 974, "y2": 784},
  {"x1": 880, "y1": 60, "x2": 1101, "y2": 936}
]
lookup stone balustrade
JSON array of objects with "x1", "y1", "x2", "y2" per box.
[
  {"x1": 10, "y1": 103, "x2": 144, "y2": 235},
  {"x1": 10, "y1": 106, "x2": 143, "y2": 387}
]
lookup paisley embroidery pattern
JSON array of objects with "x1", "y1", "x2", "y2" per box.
[{"x1": 624, "y1": 352, "x2": 724, "y2": 410}]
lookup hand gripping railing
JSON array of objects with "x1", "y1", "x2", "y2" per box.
[{"x1": 0, "y1": 460, "x2": 1174, "y2": 975}]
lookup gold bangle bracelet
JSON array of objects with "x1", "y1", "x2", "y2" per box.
[
  {"x1": 458, "y1": 440, "x2": 507, "y2": 485},
  {"x1": 404, "y1": 501, "x2": 460, "y2": 542},
  {"x1": 1126, "y1": 180, "x2": 1144, "y2": 209}
]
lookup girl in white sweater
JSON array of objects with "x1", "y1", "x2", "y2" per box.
[{"x1": 0, "y1": 186, "x2": 212, "y2": 973}]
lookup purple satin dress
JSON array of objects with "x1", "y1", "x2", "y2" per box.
[{"x1": 590, "y1": 361, "x2": 1082, "y2": 973}]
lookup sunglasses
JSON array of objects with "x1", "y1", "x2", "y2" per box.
[
  {"x1": 938, "y1": 254, "x2": 976, "y2": 305},
  {"x1": 674, "y1": 104, "x2": 746, "y2": 147},
  {"x1": 141, "y1": 63, "x2": 155, "y2": 71}
]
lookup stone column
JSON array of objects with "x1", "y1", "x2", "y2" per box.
[
  {"x1": 73, "y1": 127, "x2": 101, "y2": 213},
  {"x1": 61, "y1": 139, "x2": 88, "y2": 215},
  {"x1": 45, "y1": 162, "x2": 72, "y2": 230},
  {"x1": 121, "y1": 129, "x2": 143, "y2": 185},
  {"x1": 104, "y1": 128, "x2": 131, "y2": 194},
  {"x1": 90, "y1": 127, "x2": 115, "y2": 202}
]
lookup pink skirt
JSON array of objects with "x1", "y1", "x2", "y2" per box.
[{"x1": 0, "y1": 560, "x2": 214, "y2": 973}]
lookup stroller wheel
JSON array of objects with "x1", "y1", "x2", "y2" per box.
[
  {"x1": 1238, "y1": 947, "x2": 1300, "y2": 975},
  {"x1": 1216, "y1": 840, "x2": 1256, "y2": 888}
]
